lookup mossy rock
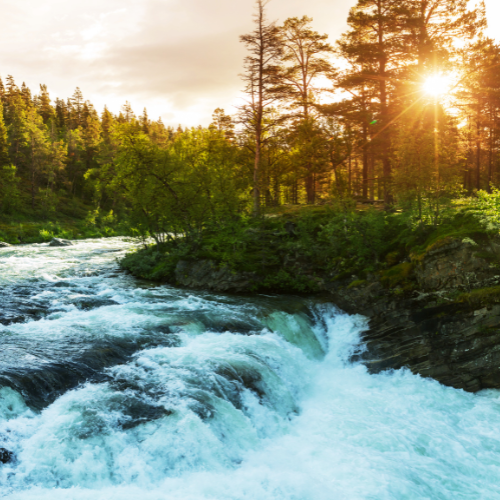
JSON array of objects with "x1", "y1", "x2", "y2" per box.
[
  {"x1": 456, "y1": 286, "x2": 500, "y2": 307},
  {"x1": 348, "y1": 279, "x2": 367, "y2": 289},
  {"x1": 380, "y1": 262, "x2": 414, "y2": 288}
]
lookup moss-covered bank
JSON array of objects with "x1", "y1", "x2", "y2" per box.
[{"x1": 120, "y1": 201, "x2": 499, "y2": 296}]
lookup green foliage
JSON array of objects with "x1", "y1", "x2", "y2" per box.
[
  {"x1": 380, "y1": 262, "x2": 414, "y2": 288},
  {"x1": 318, "y1": 208, "x2": 396, "y2": 272},
  {"x1": 121, "y1": 247, "x2": 178, "y2": 281},
  {"x1": 463, "y1": 190, "x2": 500, "y2": 232},
  {"x1": 457, "y1": 286, "x2": 500, "y2": 307},
  {"x1": 97, "y1": 125, "x2": 248, "y2": 243},
  {"x1": 0, "y1": 164, "x2": 20, "y2": 214}
]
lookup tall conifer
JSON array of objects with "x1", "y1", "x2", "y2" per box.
[{"x1": 240, "y1": 0, "x2": 282, "y2": 216}]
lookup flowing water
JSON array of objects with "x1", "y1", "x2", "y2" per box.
[{"x1": 1, "y1": 238, "x2": 500, "y2": 499}]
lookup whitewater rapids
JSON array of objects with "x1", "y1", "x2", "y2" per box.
[{"x1": 0, "y1": 238, "x2": 500, "y2": 499}]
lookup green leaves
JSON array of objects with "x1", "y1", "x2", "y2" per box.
[{"x1": 106, "y1": 125, "x2": 248, "y2": 242}]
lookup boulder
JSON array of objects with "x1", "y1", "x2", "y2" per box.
[
  {"x1": 49, "y1": 238, "x2": 73, "y2": 247},
  {"x1": 0, "y1": 242, "x2": 10, "y2": 248}
]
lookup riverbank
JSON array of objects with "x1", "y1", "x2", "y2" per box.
[
  {"x1": 120, "y1": 197, "x2": 500, "y2": 392},
  {"x1": 0, "y1": 209, "x2": 131, "y2": 245}
]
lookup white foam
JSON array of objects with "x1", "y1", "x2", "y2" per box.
[{"x1": 2, "y1": 241, "x2": 500, "y2": 499}]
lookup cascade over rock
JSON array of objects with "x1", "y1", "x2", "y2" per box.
[{"x1": 169, "y1": 237, "x2": 500, "y2": 393}]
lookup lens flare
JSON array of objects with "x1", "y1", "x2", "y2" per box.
[{"x1": 423, "y1": 75, "x2": 452, "y2": 97}]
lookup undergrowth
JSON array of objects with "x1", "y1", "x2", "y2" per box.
[{"x1": 120, "y1": 191, "x2": 500, "y2": 293}]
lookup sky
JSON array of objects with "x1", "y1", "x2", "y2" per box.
[{"x1": 0, "y1": 0, "x2": 498, "y2": 127}]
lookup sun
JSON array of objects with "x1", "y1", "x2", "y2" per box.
[{"x1": 423, "y1": 74, "x2": 452, "y2": 97}]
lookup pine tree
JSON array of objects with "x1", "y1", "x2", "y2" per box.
[
  {"x1": 121, "y1": 102, "x2": 135, "y2": 122},
  {"x1": 7, "y1": 93, "x2": 29, "y2": 168},
  {"x1": 338, "y1": 0, "x2": 405, "y2": 204},
  {"x1": 38, "y1": 84, "x2": 56, "y2": 124},
  {"x1": 0, "y1": 100, "x2": 10, "y2": 167},
  {"x1": 240, "y1": 0, "x2": 283, "y2": 216},
  {"x1": 101, "y1": 106, "x2": 115, "y2": 142},
  {"x1": 140, "y1": 108, "x2": 150, "y2": 134},
  {"x1": 0, "y1": 101, "x2": 18, "y2": 213},
  {"x1": 21, "y1": 83, "x2": 32, "y2": 108},
  {"x1": 25, "y1": 107, "x2": 49, "y2": 208},
  {"x1": 55, "y1": 98, "x2": 69, "y2": 132},
  {"x1": 70, "y1": 87, "x2": 85, "y2": 129},
  {"x1": 278, "y1": 16, "x2": 334, "y2": 203},
  {"x1": 0, "y1": 78, "x2": 5, "y2": 105}
]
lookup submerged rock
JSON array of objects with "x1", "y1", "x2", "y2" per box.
[
  {"x1": 0, "y1": 448, "x2": 13, "y2": 464},
  {"x1": 49, "y1": 238, "x2": 73, "y2": 247}
]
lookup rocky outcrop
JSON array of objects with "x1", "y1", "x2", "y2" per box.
[
  {"x1": 414, "y1": 238, "x2": 492, "y2": 290},
  {"x1": 150, "y1": 237, "x2": 500, "y2": 393},
  {"x1": 331, "y1": 237, "x2": 500, "y2": 392},
  {"x1": 358, "y1": 295, "x2": 500, "y2": 392},
  {"x1": 49, "y1": 238, "x2": 73, "y2": 247},
  {"x1": 0, "y1": 242, "x2": 11, "y2": 248},
  {"x1": 174, "y1": 260, "x2": 258, "y2": 293}
]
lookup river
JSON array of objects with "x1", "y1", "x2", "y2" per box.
[{"x1": 1, "y1": 238, "x2": 500, "y2": 499}]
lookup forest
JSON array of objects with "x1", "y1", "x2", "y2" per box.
[{"x1": 0, "y1": 0, "x2": 499, "y2": 260}]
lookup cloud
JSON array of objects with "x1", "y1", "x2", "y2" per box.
[{"x1": 0, "y1": 0, "x2": 379, "y2": 126}]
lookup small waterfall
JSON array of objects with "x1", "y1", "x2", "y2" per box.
[{"x1": 1, "y1": 239, "x2": 500, "y2": 499}]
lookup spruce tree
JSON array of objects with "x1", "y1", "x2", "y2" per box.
[
  {"x1": 38, "y1": 84, "x2": 56, "y2": 124},
  {"x1": 140, "y1": 108, "x2": 150, "y2": 134},
  {"x1": 101, "y1": 106, "x2": 115, "y2": 142}
]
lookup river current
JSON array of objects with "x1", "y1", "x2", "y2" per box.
[{"x1": 1, "y1": 238, "x2": 500, "y2": 499}]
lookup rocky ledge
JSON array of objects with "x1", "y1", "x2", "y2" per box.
[
  {"x1": 330, "y1": 237, "x2": 500, "y2": 392},
  {"x1": 172, "y1": 236, "x2": 500, "y2": 393}
]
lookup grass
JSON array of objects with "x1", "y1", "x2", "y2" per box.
[{"x1": 0, "y1": 197, "x2": 132, "y2": 244}]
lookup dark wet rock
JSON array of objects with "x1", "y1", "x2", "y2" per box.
[
  {"x1": 0, "y1": 448, "x2": 14, "y2": 464},
  {"x1": 175, "y1": 260, "x2": 258, "y2": 293},
  {"x1": 49, "y1": 238, "x2": 73, "y2": 247},
  {"x1": 117, "y1": 399, "x2": 172, "y2": 430},
  {"x1": 330, "y1": 237, "x2": 500, "y2": 393},
  {"x1": 69, "y1": 297, "x2": 117, "y2": 311},
  {"x1": 0, "y1": 242, "x2": 11, "y2": 248},
  {"x1": 0, "y1": 336, "x2": 176, "y2": 411},
  {"x1": 353, "y1": 295, "x2": 500, "y2": 393}
]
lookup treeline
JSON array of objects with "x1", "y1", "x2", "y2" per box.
[
  {"x1": 1, "y1": 0, "x2": 499, "y2": 240},
  {"x1": 0, "y1": 78, "x2": 175, "y2": 218}
]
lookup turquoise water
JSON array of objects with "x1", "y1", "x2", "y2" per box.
[{"x1": 0, "y1": 239, "x2": 500, "y2": 499}]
